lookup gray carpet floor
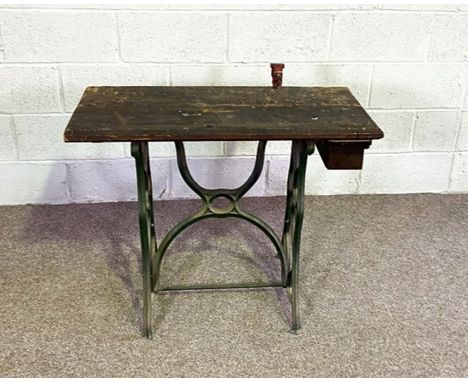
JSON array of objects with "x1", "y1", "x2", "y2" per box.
[{"x1": 0, "y1": 194, "x2": 467, "y2": 377}]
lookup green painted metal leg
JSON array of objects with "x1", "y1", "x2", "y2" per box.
[
  {"x1": 283, "y1": 140, "x2": 313, "y2": 333},
  {"x1": 131, "y1": 142, "x2": 156, "y2": 339}
]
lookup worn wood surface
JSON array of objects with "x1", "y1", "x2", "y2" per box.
[{"x1": 64, "y1": 86, "x2": 384, "y2": 142}]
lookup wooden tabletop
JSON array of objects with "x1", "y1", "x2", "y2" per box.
[{"x1": 64, "y1": 86, "x2": 383, "y2": 142}]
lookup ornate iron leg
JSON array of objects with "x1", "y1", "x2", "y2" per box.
[
  {"x1": 131, "y1": 142, "x2": 157, "y2": 339},
  {"x1": 283, "y1": 140, "x2": 314, "y2": 332}
]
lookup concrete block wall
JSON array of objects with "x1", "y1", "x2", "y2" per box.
[{"x1": 0, "y1": 4, "x2": 467, "y2": 205}]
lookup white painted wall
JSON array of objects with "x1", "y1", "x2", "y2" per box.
[{"x1": 0, "y1": 4, "x2": 467, "y2": 205}]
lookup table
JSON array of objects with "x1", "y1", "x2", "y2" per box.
[{"x1": 64, "y1": 70, "x2": 383, "y2": 339}]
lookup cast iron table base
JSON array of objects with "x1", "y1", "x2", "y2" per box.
[{"x1": 131, "y1": 139, "x2": 313, "y2": 338}]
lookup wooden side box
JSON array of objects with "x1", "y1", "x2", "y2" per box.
[{"x1": 316, "y1": 140, "x2": 372, "y2": 170}]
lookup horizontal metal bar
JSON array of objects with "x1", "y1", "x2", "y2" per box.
[{"x1": 156, "y1": 281, "x2": 284, "y2": 293}]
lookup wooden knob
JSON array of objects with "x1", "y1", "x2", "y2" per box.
[{"x1": 270, "y1": 63, "x2": 285, "y2": 88}]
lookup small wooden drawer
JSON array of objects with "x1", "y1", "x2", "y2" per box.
[{"x1": 316, "y1": 140, "x2": 372, "y2": 170}]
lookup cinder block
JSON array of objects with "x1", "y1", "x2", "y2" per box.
[
  {"x1": 149, "y1": 141, "x2": 223, "y2": 158},
  {"x1": 266, "y1": 158, "x2": 290, "y2": 195},
  {"x1": 306, "y1": 155, "x2": 361, "y2": 195},
  {"x1": 14, "y1": 115, "x2": 125, "y2": 160},
  {"x1": 360, "y1": 153, "x2": 452, "y2": 193},
  {"x1": 125, "y1": 142, "x2": 224, "y2": 158},
  {"x1": 0, "y1": 27, "x2": 4, "y2": 61},
  {"x1": 457, "y1": 111, "x2": 468, "y2": 150},
  {"x1": 0, "y1": 11, "x2": 118, "y2": 62},
  {"x1": 164, "y1": 4, "x2": 277, "y2": 10},
  {"x1": 60, "y1": 64, "x2": 169, "y2": 112},
  {"x1": 0, "y1": 161, "x2": 68, "y2": 205},
  {"x1": 229, "y1": 13, "x2": 332, "y2": 62},
  {"x1": 171, "y1": 64, "x2": 270, "y2": 86},
  {"x1": 428, "y1": 15, "x2": 468, "y2": 62},
  {"x1": 226, "y1": 141, "x2": 292, "y2": 156},
  {"x1": 450, "y1": 153, "x2": 468, "y2": 192},
  {"x1": 276, "y1": 4, "x2": 376, "y2": 10},
  {"x1": 0, "y1": 65, "x2": 61, "y2": 113},
  {"x1": 267, "y1": 155, "x2": 360, "y2": 196},
  {"x1": 0, "y1": 116, "x2": 16, "y2": 161},
  {"x1": 456, "y1": 5, "x2": 468, "y2": 11},
  {"x1": 119, "y1": 13, "x2": 227, "y2": 62},
  {"x1": 0, "y1": 4, "x2": 179, "y2": 9},
  {"x1": 172, "y1": 64, "x2": 371, "y2": 104},
  {"x1": 463, "y1": 92, "x2": 468, "y2": 110},
  {"x1": 69, "y1": 158, "x2": 169, "y2": 203},
  {"x1": 371, "y1": 64, "x2": 466, "y2": 109},
  {"x1": 367, "y1": 111, "x2": 414, "y2": 153},
  {"x1": 285, "y1": 64, "x2": 372, "y2": 105},
  {"x1": 331, "y1": 13, "x2": 431, "y2": 61},
  {"x1": 170, "y1": 157, "x2": 266, "y2": 198},
  {"x1": 377, "y1": 4, "x2": 458, "y2": 10},
  {"x1": 413, "y1": 111, "x2": 459, "y2": 151},
  {"x1": 0, "y1": 4, "x2": 374, "y2": 10}
]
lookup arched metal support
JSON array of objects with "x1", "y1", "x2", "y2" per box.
[
  {"x1": 152, "y1": 207, "x2": 288, "y2": 291},
  {"x1": 174, "y1": 140, "x2": 267, "y2": 201},
  {"x1": 153, "y1": 140, "x2": 289, "y2": 291}
]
